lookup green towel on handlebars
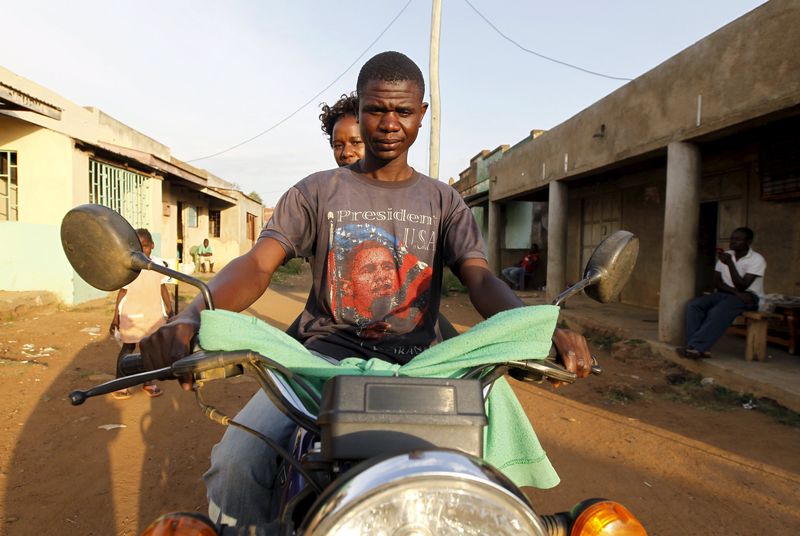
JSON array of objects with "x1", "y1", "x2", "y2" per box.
[{"x1": 198, "y1": 305, "x2": 561, "y2": 490}]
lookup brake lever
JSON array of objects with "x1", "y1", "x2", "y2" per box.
[
  {"x1": 549, "y1": 342, "x2": 603, "y2": 376},
  {"x1": 508, "y1": 359, "x2": 577, "y2": 383},
  {"x1": 68, "y1": 367, "x2": 174, "y2": 405},
  {"x1": 508, "y1": 353, "x2": 602, "y2": 385},
  {"x1": 590, "y1": 355, "x2": 602, "y2": 376}
]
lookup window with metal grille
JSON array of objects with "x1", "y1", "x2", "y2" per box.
[
  {"x1": 209, "y1": 209, "x2": 221, "y2": 237},
  {"x1": 89, "y1": 159, "x2": 151, "y2": 227},
  {"x1": 0, "y1": 151, "x2": 18, "y2": 221}
]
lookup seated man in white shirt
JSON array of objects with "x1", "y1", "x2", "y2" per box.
[
  {"x1": 198, "y1": 238, "x2": 215, "y2": 273},
  {"x1": 679, "y1": 227, "x2": 766, "y2": 359}
]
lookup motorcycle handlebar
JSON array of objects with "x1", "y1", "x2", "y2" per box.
[
  {"x1": 118, "y1": 351, "x2": 245, "y2": 378},
  {"x1": 69, "y1": 350, "x2": 304, "y2": 409},
  {"x1": 119, "y1": 353, "x2": 146, "y2": 376},
  {"x1": 75, "y1": 351, "x2": 601, "y2": 410}
]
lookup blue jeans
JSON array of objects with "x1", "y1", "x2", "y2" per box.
[
  {"x1": 502, "y1": 266, "x2": 525, "y2": 290},
  {"x1": 685, "y1": 292, "x2": 756, "y2": 353},
  {"x1": 204, "y1": 351, "x2": 336, "y2": 527},
  {"x1": 204, "y1": 389, "x2": 295, "y2": 527}
]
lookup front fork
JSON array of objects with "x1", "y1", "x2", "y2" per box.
[{"x1": 273, "y1": 428, "x2": 325, "y2": 533}]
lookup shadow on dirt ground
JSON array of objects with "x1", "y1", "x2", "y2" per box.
[
  {"x1": 1, "y1": 305, "x2": 260, "y2": 535},
  {"x1": 5, "y1": 340, "x2": 121, "y2": 533}
]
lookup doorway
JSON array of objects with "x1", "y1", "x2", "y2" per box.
[
  {"x1": 696, "y1": 201, "x2": 718, "y2": 294},
  {"x1": 696, "y1": 167, "x2": 748, "y2": 294},
  {"x1": 177, "y1": 201, "x2": 184, "y2": 262},
  {"x1": 581, "y1": 192, "x2": 621, "y2": 272},
  {"x1": 246, "y1": 212, "x2": 257, "y2": 246}
]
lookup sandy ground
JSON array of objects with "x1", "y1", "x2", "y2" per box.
[{"x1": 1, "y1": 272, "x2": 799, "y2": 535}]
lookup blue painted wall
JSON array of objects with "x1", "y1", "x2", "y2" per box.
[{"x1": 0, "y1": 222, "x2": 105, "y2": 304}]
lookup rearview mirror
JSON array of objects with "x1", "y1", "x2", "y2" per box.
[
  {"x1": 60, "y1": 204, "x2": 215, "y2": 308},
  {"x1": 583, "y1": 230, "x2": 639, "y2": 303},
  {"x1": 61, "y1": 204, "x2": 144, "y2": 291},
  {"x1": 553, "y1": 230, "x2": 639, "y2": 306}
]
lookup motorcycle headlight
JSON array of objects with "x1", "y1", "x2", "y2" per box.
[{"x1": 302, "y1": 450, "x2": 548, "y2": 536}]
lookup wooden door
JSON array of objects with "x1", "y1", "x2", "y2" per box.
[{"x1": 581, "y1": 192, "x2": 621, "y2": 273}]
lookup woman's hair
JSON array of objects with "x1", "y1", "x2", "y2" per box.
[{"x1": 319, "y1": 93, "x2": 359, "y2": 146}]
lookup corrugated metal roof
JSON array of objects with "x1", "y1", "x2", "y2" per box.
[{"x1": 0, "y1": 81, "x2": 62, "y2": 119}]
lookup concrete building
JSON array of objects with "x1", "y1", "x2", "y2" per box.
[
  {"x1": 452, "y1": 0, "x2": 800, "y2": 345},
  {"x1": 0, "y1": 66, "x2": 262, "y2": 304}
]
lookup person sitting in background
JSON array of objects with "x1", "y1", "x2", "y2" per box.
[
  {"x1": 501, "y1": 244, "x2": 540, "y2": 291},
  {"x1": 679, "y1": 227, "x2": 766, "y2": 359},
  {"x1": 198, "y1": 238, "x2": 214, "y2": 273}
]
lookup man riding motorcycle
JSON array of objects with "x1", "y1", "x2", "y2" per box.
[{"x1": 138, "y1": 51, "x2": 593, "y2": 528}]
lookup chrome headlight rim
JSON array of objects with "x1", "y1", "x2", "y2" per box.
[{"x1": 301, "y1": 449, "x2": 547, "y2": 535}]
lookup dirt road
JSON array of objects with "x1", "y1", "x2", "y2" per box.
[{"x1": 1, "y1": 273, "x2": 798, "y2": 535}]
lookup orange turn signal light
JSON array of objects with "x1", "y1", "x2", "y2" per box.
[
  {"x1": 571, "y1": 500, "x2": 647, "y2": 536},
  {"x1": 141, "y1": 512, "x2": 217, "y2": 536}
]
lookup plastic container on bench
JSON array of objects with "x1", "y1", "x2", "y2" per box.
[{"x1": 317, "y1": 376, "x2": 487, "y2": 460}]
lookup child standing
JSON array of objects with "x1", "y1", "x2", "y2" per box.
[{"x1": 109, "y1": 228, "x2": 172, "y2": 399}]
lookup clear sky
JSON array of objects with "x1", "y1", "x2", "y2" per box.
[{"x1": 5, "y1": 0, "x2": 765, "y2": 205}]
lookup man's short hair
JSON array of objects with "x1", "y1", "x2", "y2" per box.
[
  {"x1": 734, "y1": 227, "x2": 754, "y2": 241},
  {"x1": 135, "y1": 228, "x2": 153, "y2": 246},
  {"x1": 356, "y1": 51, "x2": 425, "y2": 97},
  {"x1": 319, "y1": 93, "x2": 359, "y2": 146}
]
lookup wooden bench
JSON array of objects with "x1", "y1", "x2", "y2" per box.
[{"x1": 728, "y1": 311, "x2": 790, "y2": 361}]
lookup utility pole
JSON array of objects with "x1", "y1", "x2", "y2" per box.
[{"x1": 428, "y1": 0, "x2": 442, "y2": 179}]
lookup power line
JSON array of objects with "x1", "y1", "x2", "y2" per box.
[
  {"x1": 462, "y1": 0, "x2": 632, "y2": 82},
  {"x1": 188, "y1": 0, "x2": 414, "y2": 163}
]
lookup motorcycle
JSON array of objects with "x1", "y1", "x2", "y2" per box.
[{"x1": 61, "y1": 204, "x2": 647, "y2": 536}]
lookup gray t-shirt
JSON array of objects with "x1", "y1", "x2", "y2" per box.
[{"x1": 260, "y1": 167, "x2": 486, "y2": 364}]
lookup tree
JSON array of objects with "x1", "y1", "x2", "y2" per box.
[{"x1": 248, "y1": 191, "x2": 263, "y2": 204}]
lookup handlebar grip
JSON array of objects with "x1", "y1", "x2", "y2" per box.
[{"x1": 119, "y1": 353, "x2": 145, "y2": 376}]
